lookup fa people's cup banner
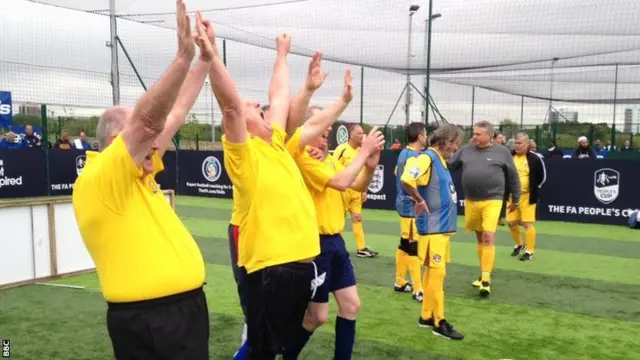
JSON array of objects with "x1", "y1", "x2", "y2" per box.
[{"x1": 177, "y1": 150, "x2": 233, "y2": 198}]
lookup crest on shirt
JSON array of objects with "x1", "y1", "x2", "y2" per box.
[
  {"x1": 368, "y1": 165, "x2": 384, "y2": 194},
  {"x1": 409, "y1": 166, "x2": 421, "y2": 179},
  {"x1": 432, "y1": 254, "x2": 442, "y2": 264},
  {"x1": 75, "y1": 155, "x2": 86, "y2": 176},
  {"x1": 202, "y1": 156, "x2": 222, "y2": 182},
  {"x1": 149, "y1": 179, "x2": 159, "y2": 194},
  {"x1": 336, "y1": 125, "x2": 349, "y2": 146},
  {"x1": 594, "y1": 168, "x2": 619, "y2": 204}
]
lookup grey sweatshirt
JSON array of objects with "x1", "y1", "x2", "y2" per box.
[{"x1": 447, "y1": 143, "x2": 521, "y2": 203}]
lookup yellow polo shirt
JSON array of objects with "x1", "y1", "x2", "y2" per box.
[
  {"x1": 294, "y1": 151, "x2": 346, "y2": 235},
  {"x1": 73, "y1": 135, "x2": 205, "y2": 303},
  {"x1": 223, "y1": 124, "x2": 320, "y2": 274}
]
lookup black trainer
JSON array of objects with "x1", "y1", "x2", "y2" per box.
[
  {"x1": 394, "y1": 282, "x2": 413, "y2": 293},
  {"x1": 511, "y1": 245, "x2": 525, "y2": 257},
  {"x1": 520, "y1": 252, "x2": 534, "y2": 261},
  {"x1": 418, "y1": 317, "x2": 435, "y2": 328},
  {"x1": 432, "y1": 319, "x2": 464, "y2": 340},
  {"x1": 356, "y1": 247, "x2": 379, "y2": 258}
]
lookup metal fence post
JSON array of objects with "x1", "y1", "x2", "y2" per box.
[{"x1": 41, "y1": 104, "x2": 51, "y2": 196}]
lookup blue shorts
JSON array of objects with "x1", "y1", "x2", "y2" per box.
[
  {"x1": 311, "y1": 234, "x2": 357, "y2": 304},
  {"x1": 228, "y1": 223, "x2": 248, "y2": 319}
]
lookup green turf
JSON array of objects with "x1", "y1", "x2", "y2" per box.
[{"x1": 1, "y1": 196, "x2": 640, "y2": 360}]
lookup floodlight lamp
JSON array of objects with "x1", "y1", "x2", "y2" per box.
[
  {"x1": 410, "y1": 4, "x2": 420, "y2": 12},
  {"x1": 431, "y1": 13, "x2": 442, "y2": 20}
]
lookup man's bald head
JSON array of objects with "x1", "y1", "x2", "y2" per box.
[
  {"x1": 96, "y1": 106, "x2": 133, "y2": 150},
  {"x1": 305, "y1": 105, "x2": 324, "y2": 121}
]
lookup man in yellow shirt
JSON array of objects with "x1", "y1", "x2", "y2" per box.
[
  {"x1": 210, "y1": 27, "x2": 352, "y2": 357},
  {"x1": 394, "y1": 122, "x2": 428, "y2": 302},
  {"x1": 401, "y1": 124, "x2": 465, "y2": 341},
  {"x1": 334, "y1": 124, "x2": 379, "y2": 258},
  {"x1": 284, "y1": 124, "x2": 384, "y2": 360},
  {"x1": 507, "y1": 133, "x2": 546, "y2": 261},
  {"x1": 73, "y1": 5, "x2": 211, "y2": 359},
  {"x1": 225, "y1": 52, "x2": 328, "y2": 359}
]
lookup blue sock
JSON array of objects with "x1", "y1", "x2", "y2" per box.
[
  {"x1": 282, "y1": 327, "x2": 313, "y2": 360},
  {"x1": 334, "y1": 316, "x2": 356, "y2": 360},
  {"x1": 233, "y1": 341, "x2": 249, "y2": 360}
]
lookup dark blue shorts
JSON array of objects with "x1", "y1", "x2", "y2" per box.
[
  {"x1": 228, "y1": 223, "x2": 248, "y2": 319},
  {"x1": 311, "y1": 234, "x2": 357, "y2": 304}
]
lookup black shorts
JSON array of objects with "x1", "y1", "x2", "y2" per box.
[
  {"x1": 244, "y1": 261, "x2": 314, "y2": 357},
  {"x1": 106, "y1": 287, "x2": 210, "y2": 360}
]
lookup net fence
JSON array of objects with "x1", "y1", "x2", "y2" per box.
[{"x1": 3, "y1": 0, "x2": 640, "y2": 149}]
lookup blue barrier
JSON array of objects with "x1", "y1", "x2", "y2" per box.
[{"x1": 1, "y1": 149, "x2": 638, "y2": 226}]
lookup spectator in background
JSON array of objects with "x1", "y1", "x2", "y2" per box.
[
  {"x1": 593, "y1": 139, "x2": 601, "y2": 152},
  {"x1": 544, "y1": 140, "x2": 564, "y2": 159},
  {"x1": 529, "y1": 140, "x2": 543, "y2": 158},
  {"x1": 54, "y1": 130, "x2": 72, "y2": 149},
  {"x1": 494, "y1": 132, "x2": 505, "y2": 146},
  {"x1": 389, "y1": 138, "x2": 402, "y2": 150},
  {"x1": 603, "y1": 140, "x2": 616, "y2": 152},
  {"x1": 0, "y1": 132, "x2": 26, "y2": 149},
  {"x1": 571, "y1": 136, "x2": 596, "y2": 159},
  {"x1": 74, "y1": 131, "x2": 92, "y2": 150},
  {"x1": 22, "y1": 125, "x2": 42, "y2": 148},
  {"x1": 621, "y1": 140, "x2": 632, "y2": 151}
]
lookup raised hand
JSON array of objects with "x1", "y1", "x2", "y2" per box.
[
  {"x1": 307, "y1": 146, "x2": 325, "y2": 161},
  {"x1": 342, "y1": 68, "x2": 353, "y2": 104},
  {"x1": 176, "y1": 0, "x2": 195, "y2": 61},
  {"x1": 360, "y1": 126, "x2": 385, "y2": 157},
  {"x1": 195, "y1": 11, "x2": 215, "y2": 61},
  {"x1": 305, "y1": 52, "x2": 328, "y2": 91},
  {"x1": 276, "y1": 33, "x2": 291, "y2": 56}
]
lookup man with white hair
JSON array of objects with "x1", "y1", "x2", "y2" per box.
[
  {"x1": 571, "y1": 136, "x2": 596, "y2": 159},
  {"x1": 73, "y1": 3, "x2": 213, "y2": 358},
  {"x1": 508, "y1": 133, "x2": 546, "y2": 261}
]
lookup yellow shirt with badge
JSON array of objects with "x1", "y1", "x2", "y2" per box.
[
  {"x1": 400, "y1": 147, "x2": 448, "y2": 189},
  {"x1": 223, "y1": 123, "x2": 320, "y2": 274},
  {"x1": 334, "y1": 142, "x2": 364, "y2": 208},
  {"x1": 293, "y1": 151, "x2": 346, "y2": 235},
  {"x1": 513, "y1": 154, "x2": 530, "y2": 194},
  {"x1": 73, "y1": 135, "x2": 205, "y2": 303}
]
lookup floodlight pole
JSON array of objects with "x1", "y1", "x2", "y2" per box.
[
  {"x1": 108, "y1": 0, "x2": 120, "y2": 105},
  {"x1": 406, "y1": 6, "x2": 418, "y2": 126}
]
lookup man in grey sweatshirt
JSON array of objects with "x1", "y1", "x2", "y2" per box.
[{"x1": 447, "y1": 121, "x2": 520, "y2": 297}]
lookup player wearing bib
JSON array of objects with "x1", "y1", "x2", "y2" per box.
[
  {"x1": 335, "y1": 126, "x2": 379, "y2": 258},
  {"x1": 507, "y1": 133, "x2": 546, "y2": 261},
  {"x1": 447, "y1": 121, "x2": 520, "y2": 297},
  {"x1": 284, "y1": 124, "x2": 384, "y2": 360},
  {"x1": 394, "y1": 122, "x2": 428, "y2": 302},
  {"x1": 401, "y1": 124, "x2": 465, "y2": 341}
]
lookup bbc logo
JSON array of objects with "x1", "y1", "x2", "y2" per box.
[{"x1": 1, "y1": 339, "x2": 10, "y2": 358}]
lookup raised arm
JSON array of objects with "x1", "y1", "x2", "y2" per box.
[
  {"x1": 298, "y1": 69, "x2": 353, "y2": 149},
  {"x1": 120, "y1": 0, "x2": 194, "y2": 165},
  {"x1": 156, "y1": 12, "x2": 213, "y2": 157},
  {"x1": 286, "y1": 52, "x2": 328, "y2": 136},
  {"x1": 329, "y1": 128, "x2": 384, "y2": 191},
  {"x1": 206, "y1": 22, "x2": 246, "y2": 143},
  {"x1": 269, "y1": 34, "x2": 292, "y2": 130}
]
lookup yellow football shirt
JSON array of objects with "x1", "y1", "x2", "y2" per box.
[
  {"x1": 227, "y1": 135, "x2": 255, "y2": 227},
  {"x1": 400, "y1": 147, "x2": 447, "y2": 189},
  {"x1": 73, "y1": 135, "x2": 205, "y2": 303},
  {"x1": 294, "y1": 151, "x2": 346, "y2": 235},
  {"x1": 223, "y1": 124, "x2": 320, "y2": 274},
  {"x1": 334, "y1": 142, "x2": 360, "y2": 167},
  {"x1": 514, "y1": 154, "x2": 530, "y2": 194}
]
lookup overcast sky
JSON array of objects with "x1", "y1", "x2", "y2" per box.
[{"x1": 2, "y1": 0, "x2": 640, "y2": 126}]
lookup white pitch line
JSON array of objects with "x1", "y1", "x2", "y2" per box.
[{"x1": 35, "y1": 283, "x2": 85, "y2": 290}]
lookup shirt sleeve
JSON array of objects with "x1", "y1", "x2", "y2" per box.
[
  {"x1": 401, "y1": 155, "x2": 432, "y2": 189},
  {"x1": 80, "y1": 134, "x2": 141, "y2": 213},
  {"x1": 285, "y1": 127, "x2": 303, "y2": 157},
  {"x1": 151, "y1": 152, "x2": 165, "y2": 176},
  {"x1": 502, "y1": 148, "x2": 521, "y2": 204},
  {"x1": 295, "y1": 150, "x2": 335, "y2": 193},
  {"x1": 222, "y1": 134, "x2": 256, "y2": 194}
]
